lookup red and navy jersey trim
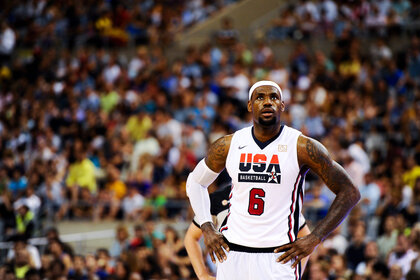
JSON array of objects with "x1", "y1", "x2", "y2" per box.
[
  {"x1": 288, "y1": 167, "x2": 308, "y2": 280},
  {"x1": 287, "y1": 167, "x2": 308, "y2": 243}
]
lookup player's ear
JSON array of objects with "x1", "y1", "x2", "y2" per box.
[
  {"x1": 247, "y1": 100, "x2": 252, "y2": 112},
  {"x1": 280, "y1": 101, "x2": 285, "y2": 112}
]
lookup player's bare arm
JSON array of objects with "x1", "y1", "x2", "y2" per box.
[
  {"x1": 200, "y1": 135, "x2": 232, "y2": 264},
  {"x1": 184, "y1": 223, "x2": 216, "y2": 280},
  {"x1": 275, "y1": 135, "x2": 360, "y2": 267}
]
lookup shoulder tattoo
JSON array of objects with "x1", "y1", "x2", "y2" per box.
[
  {"x1": 206, "y1": 135, "x2": 232, "y2": 172},
  {"x1": 305, "y1": 138, "x2": 333, "y2": 178}
]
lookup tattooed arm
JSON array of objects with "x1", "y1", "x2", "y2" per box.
[
  {"x1": 275, "y1": 135, "x2": 360, "y2": 267},
  {"x1": 299, "y1": 135, "x2": 360, "y2": 240},
  {"x1": 187, "y1": 135, "x2": 232, "y2": 264}
]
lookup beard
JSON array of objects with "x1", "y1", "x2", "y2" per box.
[{"x1": 258, "y1": 116, "x2": 277, "y2": 126}]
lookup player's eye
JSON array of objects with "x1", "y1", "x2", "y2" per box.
[{"x1": 256, "y1": 96, "x2": 264, "y2": 100}]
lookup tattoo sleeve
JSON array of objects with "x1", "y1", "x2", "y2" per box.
[
  {"x1": 298, "y1": 136, "x2": 360, "y2": 242},
  {"x1": 205, "y1": 134, "x2": 232, "y2": 173}
]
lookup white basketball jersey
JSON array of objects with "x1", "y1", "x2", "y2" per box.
[{"x1": 223, "y1": 125, "x2": 307, "y2": 248}]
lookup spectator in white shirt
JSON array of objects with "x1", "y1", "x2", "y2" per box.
[
  {"x1": 359, "y1": 172, "x2": 381, "y2": 218},
  {"x1": 122, "y1": 186, "x2": 145, "y2": 220},
  {"x1": 0, "y1": 21, "x2": 16, "y2": 63},
  {"x1": 102, "y1": 55, "x2": 121, "y2": 84},
  {"x1": 349, "y1": 140, "x2": 371, "y2": 175},
  {"x1": 13, "y1": 187, "x2": 41, "y2": 216},
  {"x1": 342, "y1": 150, "x2": 366, "y2": 187}
]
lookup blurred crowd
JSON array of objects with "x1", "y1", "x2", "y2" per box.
[
  {"x1": 267, "y1": 0, "x2": 420, "y2": 41},
  {"x1": 0, "y1": 0, "x2": 238, "y2": 51},
  {"x1": 0, "y1": 225, "x2": 197, "y2": 280},
  {"x1": 0, "y1": 0, "x2": 420, "y2": 279}
]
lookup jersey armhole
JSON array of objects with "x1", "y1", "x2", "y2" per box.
[
  {"x1": 192, "y1": 219, "x2": 200, "y2": 229},
  {"x1": 225, "y1": 131, "x2": 238, "y2": 179}
]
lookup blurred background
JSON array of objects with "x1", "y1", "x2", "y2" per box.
[{"x1": 0, "y1": 0, "x2": 420, "y2": 279}]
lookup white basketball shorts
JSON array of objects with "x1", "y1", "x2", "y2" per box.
[{"x1": 216, "y1": 250, "x2": 301, "y2": 280}]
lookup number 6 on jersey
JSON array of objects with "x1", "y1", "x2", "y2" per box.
[{"x1": 248, "y1": 188, "x2": 265, "y2": 215}]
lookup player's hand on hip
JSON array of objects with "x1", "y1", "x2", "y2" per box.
[
  {"x1": 274, "y1": 233, "x2": 321, "y2": 268},
  {"x1": 201, "y1": 222, "x2": 230, "y2": 263}
]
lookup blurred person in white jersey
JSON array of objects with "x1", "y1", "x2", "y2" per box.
[{"x1": 186, "y1": 80, "x2": 360, "y2": 279}]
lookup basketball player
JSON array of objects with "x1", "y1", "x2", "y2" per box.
[
  {"x1": 184, "y1": 185, "x2": 312, "y2": 280},
  {"x1": 186, "y1": 81, "x2": 360, "y2": 279}
]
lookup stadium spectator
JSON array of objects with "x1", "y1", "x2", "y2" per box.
[
  {"x1": 389, "y1": 264, "x2": 404, "y2": 280},
  {"x1": 308, "y1": 261, "x2": 329, "y2": 280},
  {"x1": 304, "y1": 181, "x2": 331, "y2": 223},
  {"x1": 322, "y1": 227, "x2": 349, "y2": 255},
  {"x1": 329, "y1": 253, "x2": 352, "y2": 279},
  {"x1": 45, "y1": 227, "x2": 74, "y2": 258},
  {"x1": 345, "y1": 222, "x2": 367, "y2": 270},
  {"x1": 37, "y1": 172, "x2": 66, "y2": 221},
  {"x1": 95, "y1": 248, "x2": 113, "y2": 279},
  {"x1": 66, "y1": 143, "x2": 97, "y2": 203},
  {"x1": 67, "y1": 255, "x2": 88, "y2": 280},
  {"x1": 14, "y1": 204, "x2": 35, "y2": 239},
  {"x1": 355, "y1": 241, "x2": 380, "y2": 278},
  {"x1": 94, "y1": 165, "x2": 126, "y2": 221},
  {"x1": 122, "y1": 185, "x2": 145, "y2": 221},
  {"x1": 110, "y1": 225, "x2": 130, "y2": 259},
  {"x1": 359, "y1": 172, "x2": 382, "y2": 219},
  {"x1": 0, "y1": 21, "x2": 16, "y2": 65},
  {"x1": 388, "y1": 233, "x2": 419, "y2": 276},
  {"x1": 13, "y1": 187, "x2": 41, "y2": 217},
  {"x1": 47, "y1": 239, "x2": 73, "y2": 274},
  {"x1": 371, "y1": 261, "x2": 390, "y2": 280},
  {"x1": 7, "y1": 235, "x2": 41, "y2": 270},
  {"x1": 215, "y1": 17, "x2": 238, "y2": 48},
  {"x1": 12, "y1": 248, "x2": 33, "y2": 279}
]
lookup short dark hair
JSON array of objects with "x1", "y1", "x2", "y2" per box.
[
  {"x1": 9, "y1": 233, "x2": 28, "y2": 243},
  {"x1": 46, "y1": 227, "x2": 59, "y2": 235},
  {"x1": 372, "y1": 261, "x2": 389, "y2": 278},
  {"x1": 406, "y1": 269, "x2": 420, "y2": 280},
  {"x1": 96, "y1": 248, "x2": 110, "y2": 257},
  {"x1": 25, "y1": 268, "x2": 41, "y2": 278}
]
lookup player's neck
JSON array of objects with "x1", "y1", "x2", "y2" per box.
[{"x1": 253, "y1": 124, "x2": 281, "y2": 143}]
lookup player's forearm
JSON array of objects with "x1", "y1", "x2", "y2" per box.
[
  {"x1": 184, "y1": 229, "x2": 210, "y2": 279},
  {"x1": 311, "y1": 183, "x2": 360, "y2": 242}
]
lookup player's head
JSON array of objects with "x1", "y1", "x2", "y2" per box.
[{"x1": 247, "y1": 80, "x2": 285, "y2": 127}]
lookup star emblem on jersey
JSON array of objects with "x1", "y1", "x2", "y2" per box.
[{"x1": 267, "y1": 171, "x2": 279, "y2": 183}]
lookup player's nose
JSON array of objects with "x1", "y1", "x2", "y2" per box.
[{"x1": 262, "y1": 97, "x2": 274, "y2": 106}]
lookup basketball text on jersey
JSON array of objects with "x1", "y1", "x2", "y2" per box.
[{"x1": 238, "y1": 153, "x2": 281, "y2": 184}]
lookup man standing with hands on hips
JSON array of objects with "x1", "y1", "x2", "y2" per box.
[{"x1": 186, "y1": 80, "x2": 360, "y2": 279}]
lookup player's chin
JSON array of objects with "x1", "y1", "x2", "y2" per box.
[{"x1": 258, "y1": 116, "x2": 277, "y2": 126}]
